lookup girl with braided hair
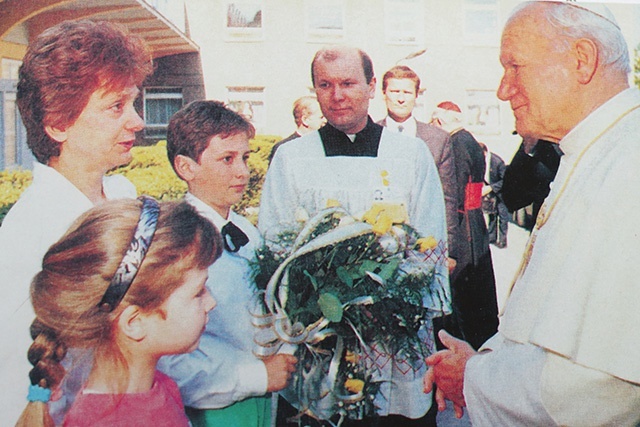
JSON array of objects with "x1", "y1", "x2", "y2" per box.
[
  {"x1": 0, "y1": 19, "x2": 153, "y2": 423},
  {"x1": 16, "y1": 198, "x2": 222, "y2": 426}
]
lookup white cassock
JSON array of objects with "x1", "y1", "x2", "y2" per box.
[{"x1": 258, "y1": 126, "x2": 450, "y2": 419}]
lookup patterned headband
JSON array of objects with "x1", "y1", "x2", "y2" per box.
[{"x1": 98, "y1": 196, "x2": 160, "y2": 312}]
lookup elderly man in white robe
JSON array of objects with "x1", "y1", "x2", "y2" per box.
[
  {"x1": 423, "y1": 2, "x2": 640, "y2": 426},
  {"x1": 259, "y1": 46, "x2": 449, "y2": 426}
]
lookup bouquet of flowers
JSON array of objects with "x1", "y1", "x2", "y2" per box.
[{"x1": 252, "y1": 204, "x2": 449, "y2": 425}]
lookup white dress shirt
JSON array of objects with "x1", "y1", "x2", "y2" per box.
[{"x1": 158, "y1": 193, "x2": 269, "y2": 409}]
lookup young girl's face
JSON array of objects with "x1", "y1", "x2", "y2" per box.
[{"x1": 151, "y1": 268, "x2": 216, "y2": 355}]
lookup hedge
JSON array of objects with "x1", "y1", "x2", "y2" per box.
[{"x1": 0, "y1": 135, "x2": 278, "y2": 226}]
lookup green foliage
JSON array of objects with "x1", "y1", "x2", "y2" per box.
[
  {"x1": 0, "y1": 136, "x2": 277, "y2": 225},
  {"x1": 111, "y1": 141, "x2": 187, "y2": 200},
  {"x1": 0, "y1": 169, "x2": 33, "y2": 224},
  {"x1": 253, "y1": 208, "x2": 440, "y2": 421},
  {"x1": 234, "y1": 135, "x2": 279, "y2": 223}
]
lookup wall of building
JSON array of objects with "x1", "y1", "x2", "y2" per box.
[{"x1": 185, "y1": 0, "x2": 640, "y2": 162}]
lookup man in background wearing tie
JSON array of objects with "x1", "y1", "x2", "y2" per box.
[
  {"x1": 158, "y1": 100, "x2": 297, "y2": 427},
  {"x1": 378, "y1": 65, "x2": 460, "y2": 276}
]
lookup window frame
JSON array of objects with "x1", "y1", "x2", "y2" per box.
[
  {"x1": 224, "y1": 0, "x2": 265, "y2": 42},
  {"x1": 305, "y1": 0, "x2": 345, "y2": 43},
  {"x1": 465, "y1": 89, "x2": 501, "y2": 136},
  {"x1": 143, "y1": 87, "x2": 184, "y2": 140},
  {"x1": 226, "y1": 86, "x2": 266, "y2": 129},
  {"x1": 384, "y1": 0, "x2": 424, "y2": 46},
  {"x1": 462, "y1": 0, "x2": 500, "y2": 47}
]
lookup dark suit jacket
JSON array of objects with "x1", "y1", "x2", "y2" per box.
[
  {"x1": 269, "y1": 132, "x2": 300, "y2": 163},
  {"x1": 378, "y1": 117, "x2": 461, "y2": 260},
  {"x1": 502, "y1": 140, "x2": 561, "y2": 219},
  {"x1": 487, "y1": 152, "x2": 506, "y2": 199}
]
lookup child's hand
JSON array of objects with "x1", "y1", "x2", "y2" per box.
[{"x1": 264, "y1": 354, "x2": 298, "y2": 392}]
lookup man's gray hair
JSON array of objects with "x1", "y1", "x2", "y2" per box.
[{"x1": 509, "y1": 2, "x2": 630, "y2": 75}]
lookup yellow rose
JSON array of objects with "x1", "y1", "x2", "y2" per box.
[
  {"x1": 344, "y1": 351, "x2": 359, "y2": 364},
  {"x1": 344, "y1": 378, "x2": 365, "y2": 394},
  {"x1": 371, "y1": 213, "x2": 393, "y2": 235},
  {"x1": 362, "y1": 203, "x2": 408, "y2": 226},
  {"x1": 326, "y1": 199, "x2": 341, "y2": 208},
  {"x1": 416, "y1": 236, "x2": 438, "y2": 252}
]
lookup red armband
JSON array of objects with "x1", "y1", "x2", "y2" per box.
[{"x1": 464, "y1": 182, "x2": 483, "y2": 211}]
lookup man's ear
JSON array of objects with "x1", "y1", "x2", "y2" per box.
[
  {"x1": 44, "y1": 125, "x2": 68, "y2": 143},
  {"x1": 574, "y1": 38, "x2": 598, "y2": 85},
  {"x1": 117, "y1": 305, "x2": 147, "y2": 342},
  {"x1": 368, "y1": 77, "x2": 377, "y2": 100},
  {"x1": 301, "y1": 114, "x2": 313, "y2": 129},
  {"x1": 174, "y1": 154, "x2": 199, "y2": 182}
]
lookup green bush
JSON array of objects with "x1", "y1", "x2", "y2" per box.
[
  {"x1": 0, "y1": 169, "x2": 33, "y2": 224},
  {"x1": 111, "y1": 140, "x2": 188, "y2": 201},
  {"x1": 0, "y1": 136, "x2": 278, "y2": 225}
]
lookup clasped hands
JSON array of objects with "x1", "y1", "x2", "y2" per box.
[{"x1": 423, "y1": 330, "x2": 478, "y2": 419}]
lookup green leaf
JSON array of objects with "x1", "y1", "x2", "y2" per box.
[
  {"x1": 337, "y1": 266, "x2": 354, "y2": 287},
  {"x1": 318, "y1": 293, "x2": 343, "y2": 322},
  {"x1": 304, "y1": 270, "x2": 319, "y2": 290},
  {"x1": 378, "y1": 258, "x2": 400, "y2": 280},
  {"x1": 358, "y1": 260, "x2": 381, "y2": 276}
]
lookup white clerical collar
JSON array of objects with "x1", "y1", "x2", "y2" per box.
[
  {"x1": 386, "y1": 115, "x2": 416, "y2": 137},
  {"x1": 560, "y1": 88, "x2": 640, "y2": 159}
]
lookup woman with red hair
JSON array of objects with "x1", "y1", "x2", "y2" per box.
[{"x1": 0, "y1": 20, "x2": 153, "y2": 424}]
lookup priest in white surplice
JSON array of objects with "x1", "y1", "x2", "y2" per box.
[
  {"x1": 424, "y1": 2, "x2": 640, "y2": 426},
  {"x1": 259, "y1": 46, "x2": 450, "y2": 426}
]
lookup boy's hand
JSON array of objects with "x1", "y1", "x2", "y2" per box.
[{"x1": 264, "y1": 354, "x2": 298, "y2": 392}]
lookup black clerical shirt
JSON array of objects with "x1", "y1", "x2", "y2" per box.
[{"x1": 319, "y1": 117, "x2": 383, "y2": 157}]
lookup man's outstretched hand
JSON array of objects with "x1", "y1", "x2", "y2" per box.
[{"x1": 423, "y1": 330, "x2": 477, "y2": 418}]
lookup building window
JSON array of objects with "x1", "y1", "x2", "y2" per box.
[
  {"x1": 0, "y1": 79, "x2": 30, "y2": 170},
  {"x1": 384, "y1": 0, "x2": 423, "y2": 45},
  {"x1": 463, "y1": 0, "x2": 499, "y2": 46},
  {"x1": 144, "y1": 88, "x2": 183, "y2": 139},
  {"x1": 2, "y1": 59, "x2": 21, "y2": 80},
  {"x1": 465, "y1": 90, "x2": 501, "y2": 135},
  {"x1": 225, "y1": 1, "x2": 264, "y2": 42},
  {"x1": 226, "y1": 86, "x2": 265, "y2": 129},
  {"x1": 305, "y1": 0, "x2": 345, "y2": 43}
]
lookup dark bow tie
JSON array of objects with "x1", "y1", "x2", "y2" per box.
[{"x1": 221, "y1": 221, "x2": 249, "y2": 253}]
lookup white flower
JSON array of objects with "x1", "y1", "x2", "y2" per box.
[
  {"x1": 378, "y1": 234, "x2": 399, "y2": 254},
  {"x1": 338, "y1": 215, "x2": 356, "y2": 228},
  {"x1": 294, "y1": 206, "x2": 310, "y2": 223}
]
